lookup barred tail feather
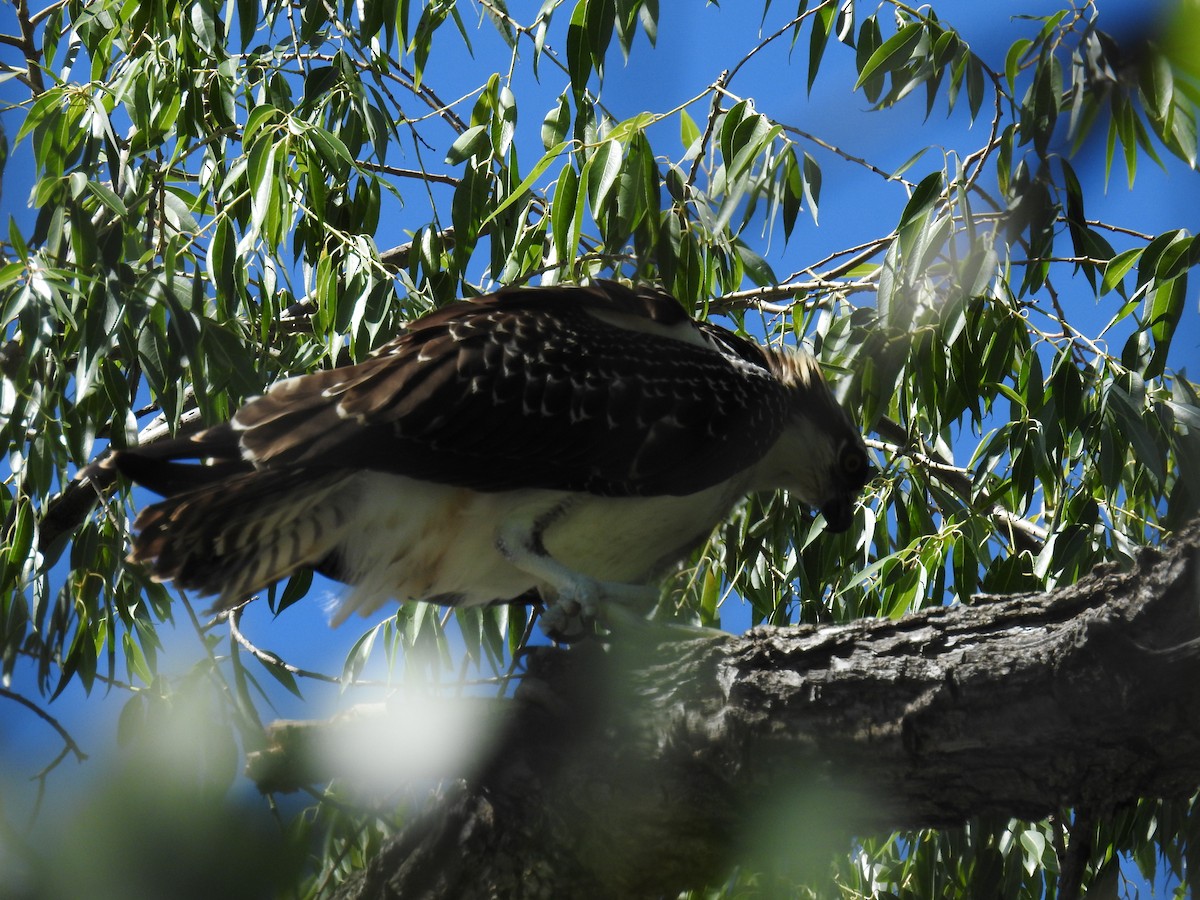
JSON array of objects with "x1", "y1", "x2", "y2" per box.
[{"x1": 129, "y1": 468, "x2": 356, "y2": 610}]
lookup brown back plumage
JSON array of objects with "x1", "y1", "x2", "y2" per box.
[{"x1": 225, "y1": 281, "x2": 806, "y2": 496}]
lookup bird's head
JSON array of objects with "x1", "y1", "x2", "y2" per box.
[
  {"x1": 755, "y1": 350, "x2": 873, "y2": 533},
  {"x1": 815, "y1": 435, "x2": 872, "y2": 531},
  {"x1": 761, "y1": 416, "x2": 871, "y2": 532}
]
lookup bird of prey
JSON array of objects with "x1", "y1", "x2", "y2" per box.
[{"x1": 110, "y1": 281, "x2": 870, "y2": 630}]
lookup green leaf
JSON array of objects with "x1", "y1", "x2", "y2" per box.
[
  {"x1": 855, "y1": 17, "x2": 885, "y2": 104},
  {"x1": 190, "y1": 1, "x2": 221, "y2": 54},
  {"x1": 780, "y1": 147, "x2": 802, "y2": 238},
  {"x1": 855, "y1": 22, "x2": 923, "y2": 91},
  {"x1": 450, "y1": 159, "x2": 491, "y2": 269},
  {"x1": 1019, "y1": 829, "x2": 1048, "y2": 876},
  {"x1": 542, "y1": 92, "x2": 571, "y2": 150},
  {"x1": 607, "y1": 111, "x2": 655, "y2": 143},
  {"x1": 274, "y1": 569, "x2": 313, "y2": 615},
  {"x1": 966, "y1": 56, "x2": 986, "y2": 121},
  {"x1": 1143, "y1": 276, "x2": 1186, "y2": 379},
  {"x1": 121, "y1": 632, "x2": 154, "y2": 686},
  {"x1": 481, "y1": 140, "x2": 571, "y2": 227},
  {"x1": 1101, "y1": 247, "x2": 1143, "y2": 296},
  {"x1": 410, "y1": 0, "x2": 451, "y2": 88},
  {"x1": 1107, "y1": 381, "x2": 1165, "y2": 487},
  {"x1": 696, "y1": 567, "x2": 720, "y2": 627},
  {"x1": 342, "y1": 623, "x2": 382, "y2": 684},
  {"x1": 719, "y1": 99, "x2": 749, "y2": 169},
  {"x1": 680, "y1": 109, "x2": 701, "y2": 152},
  {"x1": 1140, "y1": 50, "x2": 1174, "y2": 124},
  {"x1": 116, "y1": 695, "x2": 146, "y2": 748},
  {"x1": 802, "y1": 151, "x2": 822, "y2": 225},
  {"x1": 6, "y1": 501, "x2": 33, "y2": 571},
  {"x1": 445, "y1": 124, "x2": 491, "y2": 165},
  {"x1": 84, "y1": 180, "x2": 127, "y2": 217},
  {"x1": 899, "y1": 171, "x2": 943, "y2": 229},
  {"x1": 1138, "y1": 229, "x2": 1193, "y2": 285},
  {"x1": 15, "y1": 88, "x2": 62, "y2": 144},
  {"x1": 1004, "y1": 38, "x2": 1032, "y2": 93},
  {"x1": 308, "y1": 126, "x2": 354, "y2": 173},
  {"x1": 586, "y1": 139, "x2": 622, "y2": 215},
  {"x1": 566, "y1": 0, "x2": 593, "y2": 91},
  {"x1": 492, "y1": 84, "x2": 517, "y2": 157},
  {"x1": 735, "y1": 241, "x2": 777, "y2": 286},
  {"x1": 553, "y1": 161, "x2": 580, "y2": 262},
  {"x1": 586, "y1": 0, "x2": 617, "y2": 77},
  {"x1": 247, "y1": 138, "x2": 281, "y2": 243},
  {"x1": 808, "y1": 2, "x2": 835, "y2": 92},
  {"x1": 243, "y1": 103, "x2": 282, "y2": 141},
  {"x1": 257, "y1": 653, "x2": 304, "y2": 699},
  {"x1": 566, "y1": 0, "x2": 616, "y2": 92}
]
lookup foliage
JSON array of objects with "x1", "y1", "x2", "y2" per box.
[{"x1": 0, "y1": 0, "x2": 1198, "y2": 896}]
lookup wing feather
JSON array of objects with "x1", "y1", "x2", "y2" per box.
[{"x1": 220, "y1": 281, "x2": 797, "y2": 497}]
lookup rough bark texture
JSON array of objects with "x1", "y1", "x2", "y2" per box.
[{"x1": 332, "y1": 521, "x2": 1200, "y2": 899}]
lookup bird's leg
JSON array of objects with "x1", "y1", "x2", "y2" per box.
[{"x1": 495, "y1": 503, "x2": 658, "y2": 639}]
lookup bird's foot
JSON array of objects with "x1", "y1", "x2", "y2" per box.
[{"x1": 537, "y1": 576, "x2": 658, "y2": 643}]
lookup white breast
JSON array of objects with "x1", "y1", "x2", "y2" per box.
[{"x1": 329, "y1": 472, "x2": 747, "y2": 622}]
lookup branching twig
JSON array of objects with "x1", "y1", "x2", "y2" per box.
[
  {"x1": 962, "y1": 66, "x2": 1009, "y2": 192},
  {"x1": 0, "y1": 687, "x2": 87, "y2": 764},
  {"x1": 12, "y1": 0, "x2": 45, "y2": 94},
  {"x1": 873, "y1": 416, "x2": 1049, "y2": 552},
  {"x1": 27, "y1": 0, "x2": 70, "y2": 28},
  {"x1": 686, "y1": 70, "x2": 729, "y2": 191},
  {"x1": 227, "y1": 607, "x2": 343, "y2": 685}
]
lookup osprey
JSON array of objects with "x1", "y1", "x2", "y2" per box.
[{"x1": 111, "y1": 282, "x2": 870, "y2": 629}]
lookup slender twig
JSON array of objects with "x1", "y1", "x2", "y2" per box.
[
  {"x1": 227, "y1": 607, "x2": 343, "y2": 685},
  {"x1": 1084, "y1": 219, "x2": 1155, "y2": 241},
  {"x1": 360, "y1": 162, "x2": 460, "y2": 186},
  {"x1": 686, "y1": 70, "x2": 729, "y2": 191},
  {"x1": 714, "y1": 278, "x2": 878, "y2": 313},
  {"x1": 725, "y1": 6, "x2": 825, "y2": 86},
  {"x1": 714, "y1": 237, "x2": 892, "y2": 312},
  {"x1": 778, "y1": 121, "x2": 912, "y2": 187},
  {"x1": 0, "y1": 687, "x2": 88, "y2": 763}
]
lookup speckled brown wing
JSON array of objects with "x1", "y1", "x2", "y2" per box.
[{"x1": 229, "y1": 281, "x2": 794, "y2": 497}]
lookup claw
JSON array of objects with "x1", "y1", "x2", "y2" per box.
[
  {"x1": 537, "y1": 605, "x2": 591, "y2": 643},
  {"x1": 536, "y1": 575, "x2": 660, "y2": 643}
]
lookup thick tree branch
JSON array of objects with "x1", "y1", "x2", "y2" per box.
[{"x1": 331, "y1": 519, "x2": 1200, "y2": 899}]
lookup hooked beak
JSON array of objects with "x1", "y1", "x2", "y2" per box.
[{"x1": 821, "y1": 495, "x2": 855, "y2": 532}]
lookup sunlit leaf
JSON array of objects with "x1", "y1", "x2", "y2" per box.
[{"x1": 855, "y1": 22, "x2": 923, "y2": 91}]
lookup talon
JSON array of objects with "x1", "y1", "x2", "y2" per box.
[
  {"x1": 539, "y1": 603, "x2": 570, "y2": 637},
  {"x1": 537, "y1": 602, "x2": 591, "y2": 643}
]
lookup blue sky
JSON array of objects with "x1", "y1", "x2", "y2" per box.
[{"x1": 1, "y1": 0, "x2": 1197, "y2": 893}]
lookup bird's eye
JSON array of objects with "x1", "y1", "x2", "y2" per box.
[{"x1": 840, "y1": 446, "x2": 867, "y2": 478}]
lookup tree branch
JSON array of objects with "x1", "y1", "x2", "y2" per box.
[
  {"x1": 331, "y1": 518, "x2": 1200, "y2": 899},
  {"x1": 14, "y1": 0, "x2": 44, "y2": 95}
]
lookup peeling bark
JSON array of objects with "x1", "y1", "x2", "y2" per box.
[{"x1": 329, "y1": 521, "x2": 1200, "y2": 899}]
